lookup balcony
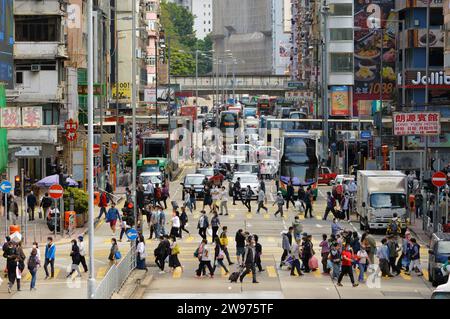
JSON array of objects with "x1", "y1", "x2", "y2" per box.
[{"x1": 14, "y1": 42, "x2": 67, "y2": 60}]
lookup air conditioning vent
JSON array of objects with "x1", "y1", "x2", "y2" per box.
[{"x1": 31, "y1": 65, "x2": 41, "y2": 72}]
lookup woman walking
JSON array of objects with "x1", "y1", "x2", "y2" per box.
[
  {"x1": 213, "y1": 237, "x2": 229, "y2": 275},
  {"x1": 67, "y1": 239, "x2": 82, "y2": 278},
  {"x1": 27, "y1": 248, "x2": 40, "y2": 291},
  {"x1": 169, "y1": 236, "x2": 182, "y2": 272},
  {"x1": 203, "y1": 186, "x2": 213, "y2": 213},
  {"x1": 211, "y1": 212, "x2": 221, "y2": 242},
  {"x1": 357, "y1": 246, "x2": 369, "y2": 283},
  {"x1": 161, "y1": 182, "x2": 170, "y2": 209},
  {"x1": 108, "y1": 238, "x2": 120, "y2": 265},
  {"x1": 136, "y1": 234, "x2": 147, "y2": 271},
  {"x1": 170, "y1": 211, "x2": 181, "y2": 238},
  {"x1": 179, "y1": 207, "x2": 190, "y2": 238}
]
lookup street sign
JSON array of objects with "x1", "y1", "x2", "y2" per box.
[
  {"x1": 0, "y1": 181, "x2": 12, "y2": 194},
  {"x1": 287, "y1": 81, "x2": 307, "y2": 90},
  {"x1": 49, "y1": 184, "x2": 64, "y2": 199},
  {"x1": 360, "y1": 131, "x2": 372, "y2": 139},
  {"x1": 66, "y1": 131, "x2": 78, "y2": 142},
  {"x1": 64, "y1": 119, "x2": 79, "y2": 132},
  {"x1": 432, "y1": 171, "x2": 447, "y2": 188},
  {"x1": 126, "y1": 228, "x2": 138, "y2": 241},
  {"x1": 93, "y1": 144, "x2": 101, "y2": 154}
]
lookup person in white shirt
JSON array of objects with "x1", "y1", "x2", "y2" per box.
[
  {"x1": 348, "y1": 181, "x2": 357, "y2": 195},
  {"x1": 219, "y1": 186, "x2": 229, "y2": 216},
  {"x1": 211, "y1": 186, "x2": 220, "y2": 213},
  {"x1": 170, "y1": 211, "x2": 181, "y2": 238},
  {"x1": 195, "y1": 239, "x2": 215, "y2": 278},
  {"x1": 77, "y1": 236, "x2": 88, "y2": 272},
  {"x1": 136, "y1": 234, "x2": 147, "y2": 270},
  {"x1": 357, "y1": 248, "x2": 369, "y2": 283},
  {"x1": 147, "y1": 180, "x2": 155, "y2": 204}
]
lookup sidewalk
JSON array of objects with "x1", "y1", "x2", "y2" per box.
[{"x1": 408, "y1": 217, "x2": 431, "y2": 246}]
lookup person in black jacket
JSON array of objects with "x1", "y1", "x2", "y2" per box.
[
  {"x1": 243, "y1": 186, "x2": 254, "y2": 213},
  {"x1": 40, "y1": 193, "x2": 52, "y2": 219},
  {"x1": 254, "y1": 235, "x2": 264, "y2": 272},
  {"x1": 239, "y1": 237, "x2": 259, "y2": 283},
  {"x1": 235, "y1": 229, "x2": 246, "y2": 265},
  {"x1": 136, "y1": 185, "x2": 145, "y2": 218},
  {"x1": 232, "y1": 177, "x2": 244, "y2": 205},
  {"x1": 67, "y1": 239, "x2": 82, "y2": 278},
  {"x1": 286, "y1": 180, "x2": 296, "y2": 209},
  {"x1": 27, "y1": 191, "x2": 37, "y2": 221},
  {"x1": 154, "y1": 235, "x2": 170, "y2": 273}
]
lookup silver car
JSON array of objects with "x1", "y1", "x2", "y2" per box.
[{"x1": 231, "y1": 173, "x2": 260, "y2": 199}]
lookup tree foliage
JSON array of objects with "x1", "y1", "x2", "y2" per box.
[{"x1": 160, "y1": 1, "x2": 213, "y2": 76}]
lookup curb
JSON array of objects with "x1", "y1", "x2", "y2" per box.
[{"x1": 408, "y1": 226, "x2": 430, "y2": 247}]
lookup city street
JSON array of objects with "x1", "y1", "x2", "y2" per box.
[{"x1": 136, "y1": 166, "x2": 434, "y2": 299}]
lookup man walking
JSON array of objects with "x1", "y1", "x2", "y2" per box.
[
  {"x1": 27, "y1": 191, "x2": 37, "y2": 221},
  {"x1": 219, "y1": 226, "x2": 234, "y2": 266},
  {"x1": 405, "y1": 238, "x2": 423, "y2": 276},
  {"x1": 197, "y1": 210, "x2": 209, "y2": 240},
  {"x1": 239, "y1": 237, "x2": 259, "y2": 283},
  {"x1": 256, "y1": 188, "x2": 268, "y2": 214},
  {"x1": 78, "y1": 236, "x2": 88, "y2": 272},
  {"x1": 280, "y1": 228, "x2": 293, "y2": 269},
  {"x1": 232, "y1": 177, "x2": 244, "y2": 205},
  {"x1": 304, "y1": 187, "x2": 313, "y2": 218},
  {"x1": 219, "y1": 186, "x2": 229, "y2": 216},
  {"x1": 377, "y1": 238, "x2": 394, "y2": 277},
  {"x1": 286, "y1": 180, "x2": 296, "y2": 209},
  {"x1": 44, "y1": 237, "x2": 56, "y2": 279},
  {"x1": 323, "y1": 192, "x2": 336, "y2": 220},
  {"x1": 273, "y1": 191, "x2": 285, "y2": 217},
  {"x1": 243, "y1": 185, "x2": 254, "y2": 213},
  {"x1": 235, "y1": 229, "x2": 246, "y2": 265}
]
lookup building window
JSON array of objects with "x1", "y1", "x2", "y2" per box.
[
  {"x1": 42, "y1": 105, "x2": 59, "y2": 126},
  {"x1": 330, "y1": 28, "x2": 353, "y2": 41},
  {"x1": 330, "y1": 53, "x2": 353, "y2": 72},
  {"x1": 430, "y1": 8, "x2": 443, "y2": 26},
  {"x1": 15, "y1": 16, "x2": 59, "y2": 41},
  {"x1": 15, "y1": 72, "x2": 23, "y2": 85},
  {"x1": 329, "y1": 4, "x2": 352, "y2": 16}
]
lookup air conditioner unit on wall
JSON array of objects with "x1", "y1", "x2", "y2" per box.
[{"x1": 31, "y1": 65, "x2": 41, "y2": 72}]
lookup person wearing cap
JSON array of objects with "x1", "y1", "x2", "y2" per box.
[{"x1": 78, "y1": 236, "x2": 88, "y2": 272}]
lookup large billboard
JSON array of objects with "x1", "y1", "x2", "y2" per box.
[
  {"x1": 393, "y1": 112, "x2": 441, "y2": 136},
  {"x1": 0, "y1": 0, "x2": 14, "y2": 89},
  {"x1": 353, "y1": 0, "x2": 397, "y2": 115},
  {"x1": 330, "y1": 86, "x2": 350, "y2": 116}
]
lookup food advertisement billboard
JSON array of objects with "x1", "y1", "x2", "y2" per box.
[
  {"x1": 330, "y1": 86, "x2": 350, "y2": 116},
  {"x1": 353, "y1": 0, "x2": 397, "y2": 115}
]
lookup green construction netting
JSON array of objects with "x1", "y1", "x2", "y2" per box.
[{"x1": 0, "y1": 84, "x2": 8, "y2": 174}]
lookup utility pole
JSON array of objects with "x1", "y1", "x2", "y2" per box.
[
  {"x1": 168, "y1": 35, "x2": 172, "y2": 163},
  {"x1": 114, "y1": 0, "x2": 120, "y2": 188},
  {"x1": 425, "y1": 0, "x2": 430, "y2": 171},
  {"x1": 195, "y1": 49, "x2": 199, "y2": 106},
  {"x1": 87, "y1": 0, "x2": 95, "y2": 299},
  {"x1": 379, "y1": 27, "x2": 384, "y2": 167},
  {"x1": 155, "y1": 31, "x2": 159, "y2": 127},
  {"x1": 131, "y1": 0, "x2": 137, "y2": 225},
  {"x1": 321, "y1": 4, "x2": 329, "y2": 160}
]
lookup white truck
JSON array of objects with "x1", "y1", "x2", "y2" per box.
[{"x1": 357, "y1": 170, "x2": 408, "y2": 231}]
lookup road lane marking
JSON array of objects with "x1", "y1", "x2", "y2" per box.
[
  {"x1": 186, "y1": 236, "x2": 195, "y2": 243},
  {"x1": 96, "y1": 267, "x2": 107, "y2": 279},
  {"x1": 399, "y1": 272, "x2": 412, "y2": 281},
  {"x1": 173, "y1": 267, "x2": 182, "y2": 279},
  {"x1": 422, "y1": 269, "x2": 429, "y2": 281},
  {"x1": 264, "y1": 214, "x2": 270, "y2": 219},
  {"x1": 246, "y1": 213, "x2": 253, "y2": 219},
  {"x1": 268, "y1": 237, "x2": 275, "y2": 243},
  {"x1": 315, "y1": 224, "x2": 323, "y2": 228},
  {"x1": 313, "y1": 270, "x2": 321, "y2": 278},
  {"x1": 23, "y1": 272, "x2": 32, "y2": 282},
  {"x1": 229, "y1": 214, "x2": 235, "y2": 219},
  {"x1": 266, "y1": 266, "x2": 277, "y2": 278},
  {"x1": 221, "y1": 268, "x2": 227, "y2": 278}
]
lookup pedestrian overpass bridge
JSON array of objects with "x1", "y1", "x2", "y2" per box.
[{"x1": 170, "y1": 75, "x2": 291, "y2": 96}]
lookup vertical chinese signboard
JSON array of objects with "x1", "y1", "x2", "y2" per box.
[
  {"x1": 330, "y1": 86, "x2": 350, "y2": 116},
  {"x1": 353, "y1": 0, "x2": 397, "y2": 115},
  {"x1": 393, "y1": 112, "x2": 441, "y2": 136},
  {"x1": 0, "y1": 0, "x2": 14, "y2": 89},
  {"x1": 0, "y1": 84, "x2": 7, "y2": 173}
]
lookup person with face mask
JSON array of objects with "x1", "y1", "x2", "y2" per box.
[
  {"x1": 340, "y1": 193, "x2": 351, "y2": 221},
  {"x1": 44, "y1": 237, "x2": 56, "y2": 279},
  {"x1": 337, "y1": 244, "x2": 359, "y2": 287},
  {"x1": 67, "y1": 239, "x2": 82, "y2": 278},
  {"x1": 78, "y1": 236, "x2": 88, "y2": 272}
]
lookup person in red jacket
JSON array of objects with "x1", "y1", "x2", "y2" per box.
[
  {"x1": 97, "y1": 192, "x2": 108, "y2": 220},
  {"x1": 337, "y1": 244, "x2": 359, "y2": 287}
]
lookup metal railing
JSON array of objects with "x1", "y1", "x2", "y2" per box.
[{"x1": 94, "y1": 248, "x2": 136, "y2": 299}]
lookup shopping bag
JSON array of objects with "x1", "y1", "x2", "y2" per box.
[{"x1": 308, "y1": 255, "x2": 319, "y2": 270}]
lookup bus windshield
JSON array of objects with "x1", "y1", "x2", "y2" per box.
[
  {"x1": 220, "y1": 112, "x2": 239, "y2": 130},
  {"x1": 280, "y1": 164, "x2": 317, "y2": 185}
]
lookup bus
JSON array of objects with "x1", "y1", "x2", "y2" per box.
[
  {"x1": 137, "y1": 157, "x2": 169, "y2": 174},
  {"x1": 257, "y1": 95, "x2": 276, "y2": 116},
  {"x1": 219, "y1": 111, "x2": 240, "y2": 132},
  {"x1": 278, "y1": 132, "x2": 320, "y2": 200}
]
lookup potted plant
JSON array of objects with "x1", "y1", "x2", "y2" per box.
[{"x1": 63, "y1": 187, "x2": 88, "y2": 227}]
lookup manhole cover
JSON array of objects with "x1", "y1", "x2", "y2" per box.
[{"x1": 381, "y1": 291, "x2": 424, "y2": 298}]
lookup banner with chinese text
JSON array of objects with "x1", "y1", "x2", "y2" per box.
[{"x1": 393, "y1": 112, "x2": 440, "y2": 136}]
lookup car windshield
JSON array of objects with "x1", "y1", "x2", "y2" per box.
[
  {"x1": 185, "y1": 176, "x2": 205, "y2": 185},
  {"x1": 238, "y1": 165, "x2": 258, "y2": 173},
  {"x1": 197, "y1": 168, "x2": 214, "y2": 176},
  {"x1": 431, "y1": 292, "x2": 450, "y2": 299},
  {"x1": 437, "y1": 241, "x2": 450, "y2": 255},
  {"x1": 141, "y1": 175, "x2": 162, "y2": 184},
  {"x1": 234, "y1": 175, "x2": 258, "y2": 184},
  {"x1": 370, "y1": 193, "x2": 406, "y2": 209}
]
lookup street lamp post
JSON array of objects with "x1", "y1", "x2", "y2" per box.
[
  {"x1": 168, "y1": 35, "x2": 172, "y2": 164},
  {"x1": 131, "y1": 0, "x2": 137, "y2": 227},
  {"x1": 321, "y1": 4, "x2": 330, "y2": 161},
  {"x1": 195, "y1": 49, "x2": 199, "y2": 106},
  {"x1": 87, "y1": 0, "x2": 95, "y2": 299}
]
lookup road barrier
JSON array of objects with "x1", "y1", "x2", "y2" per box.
[{"x1": 94, "y1": 247, "x2": 136, "y2": 299}]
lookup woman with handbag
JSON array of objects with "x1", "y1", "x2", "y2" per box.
[
  {"x1": 168, "y1": 236, "x2": 182, "y2": 272},
  {"x1": 108, "y1": 238, "x2": 120, "y2": 265}
]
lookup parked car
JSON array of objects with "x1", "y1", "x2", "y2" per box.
[
  {"x1": 428, "y1": 232, "x2": 450, "y2": 287},
  {"x1": 319, "y1": 166, "x2": 338, "y2": 185},
  {"x1": 228, "y1": 173, "x2": 259, "y2": 199},
  {"x1": 431, "y1": 279, "x2": 450, "y2": 299},
  {"x1": 181, "y1": 174, "x2": 206, "y2": 200},
  {"x1": 236, "y1": 163, "x2": 259, "y2": 175},
  {"x1": 196, "y1": 167, "x2": 214, "y2": 179}
]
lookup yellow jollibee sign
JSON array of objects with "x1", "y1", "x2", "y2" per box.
[{"x1": 111, "y1": 82, "x2": 131, "y2": 100}]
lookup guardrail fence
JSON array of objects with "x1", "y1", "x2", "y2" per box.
[{"x1": 94, "y1": 247, "x2": 136, "y2": 299}]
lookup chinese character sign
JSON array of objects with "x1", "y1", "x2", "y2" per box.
[
  {"x1": 0, "y1": 108, "x2": 21, "y2": 128},
  {"x1": 22, "y1": 107, "x2": 42, "y2": 127},
  {"x1": 393, "y1": 112, "x2": 440, "y2": 136}
]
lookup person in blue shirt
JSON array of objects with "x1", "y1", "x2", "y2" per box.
[
  {"x1": 331, "y1": 218, "x2": 343, "y2": 237},
  {"x1": 44, "y1": 237, "x2": 56, "y2": 279},
  {"x1": 377, "y1": 238, "x2": 394, "y2": 277},
  {"x1": 106, "y1": 202, "x2": 121, "y2": 236}
]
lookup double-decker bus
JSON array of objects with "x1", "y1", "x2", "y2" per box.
[
  {"x1": 278, "y1": 132, "x2": 320, "y2": 200},
  {"x1": 257, "y1": 95, "x2": 277, "y2": 116}
]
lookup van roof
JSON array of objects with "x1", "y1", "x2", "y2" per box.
[{"x1": 358, "y1": 170, "x2": 406, "y2": 177}]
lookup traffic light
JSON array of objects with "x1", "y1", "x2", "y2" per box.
[{"x1": 14, "y1": 175, "x2": 21, "y2": 196}]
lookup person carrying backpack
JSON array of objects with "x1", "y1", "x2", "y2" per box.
[
  {"x1": 97, "y1": 192, "x2": 108, "y2": 220},
  {"x1": 386, "y1": 213, "x2": 402, "y2": 236},
  {"x1": 28, "y1": 248, "x2": 40, "y2": 291},
  {"x1": 405, "y1": 238, "x2": 423, "y2": 276}
]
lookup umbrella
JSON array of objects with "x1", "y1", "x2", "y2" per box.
[
  {"x1": 66, "y1": 177, "x2": 78, "y2": 187},
  {"x1": 35, "y1": 174, "x2": 59, "y2": 187}
]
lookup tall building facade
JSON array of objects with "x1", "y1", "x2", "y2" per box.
[
  {"x1": 445, "y1": 0, "x2": 450, "y2": 75},
  {"x1": 192, "y1": 0, "x2": 213, "y2": 40}
]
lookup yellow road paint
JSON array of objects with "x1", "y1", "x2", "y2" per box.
[
  {"x1": 422, "y1": 269, "x2": 429, "y2": 281},
  {"x1": 268, "y1": 237, "x2": 275, "y2": 243},
  {"x1": 221, "y1": 268, "x2": 227, "y2": 278},
  {"x1": 207, "y1": 237, "x2": 212, "y2": 243},
  {"x1": 315, "y1": 215, "x2": 322, "y2": 220},
  {"x1": 266, "y1": 266, "x2": 277, "y2": 278},
  {"x1": 173, "y1": 267, "x2": 182, "y2": 279},
  {"x1": 23, "y1": 272, "x2": 32, "y2": 282},
  {"x1": 312, "y1": 270, "x2": 322, "y2": 278},
  {"x1": 246, "y1": 213, "x2": 253, "y2": 219},
  {"x1": 229, "y1": 214, "x2": 235, "y2": 219},
  {"x1": 186, "y1": 236, "x2": 195, "y2": 243},
  {"x1": 264, "y1": 214, "x2": 270, "y2": 219},
  {"x1": 97, "y1": 267, "x2": 107, "y2": 279},
  {"x1": 399, "y1": 272, "x2": 412, "y2": 281}
]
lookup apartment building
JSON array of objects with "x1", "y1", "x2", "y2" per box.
[{"x1": 192, "y1": 0, "x2": 212, "y2": 40}]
